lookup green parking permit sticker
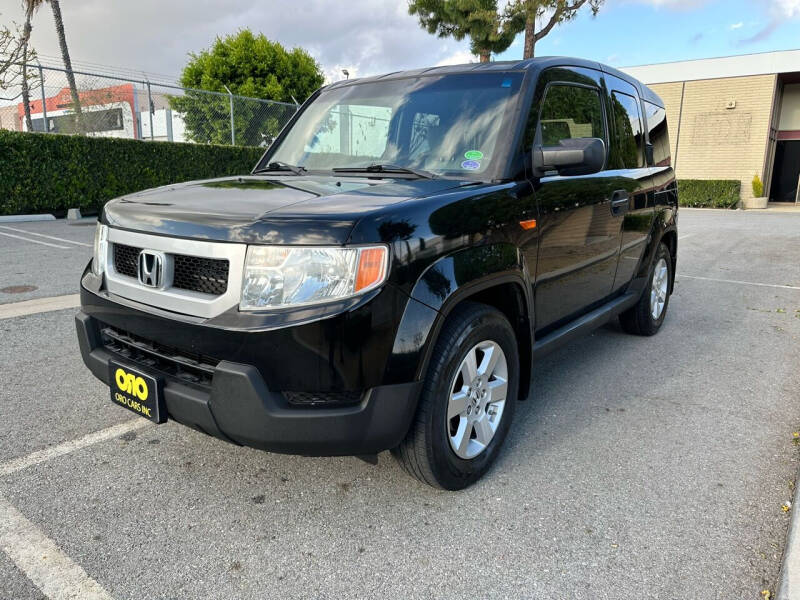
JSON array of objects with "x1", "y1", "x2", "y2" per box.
[{"x1": 464, "y1": 150, "x2": 483, "y2": 160}]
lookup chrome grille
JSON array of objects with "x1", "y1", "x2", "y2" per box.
[
  {"x1": 104, "y1": 229, "x2": 247, "y2": 319},
  {"x1": 111, "y1": 243, "x2": 229, "y2": 296}
]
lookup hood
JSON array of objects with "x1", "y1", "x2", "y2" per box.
[{"x1": 103, "y1": 175, "x2": 465, "y2": 245}]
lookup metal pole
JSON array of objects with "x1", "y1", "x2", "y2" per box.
[
  {"x1": 132, "y1": 86, "x2": 141, "y2": 140},
  {"x1": 146, "y1": 80, "x2": 154, "y2": 141},
  {"x1": 165, "y1": 109, "x2": 173, "y2": 143},
  {"x1": 37, "y1": 63, "x2": 48, "y2": 132},
  {"x1": 224, "y1": 84, "x2": 235, "y2": 145}
]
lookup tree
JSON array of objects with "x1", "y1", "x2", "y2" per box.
[
  {"x1": 48, "y1": 0, "x2": 82, "y2": 117},
  {"x1": 0, "y1": 17, "x2": 26, "y2": 90},
  {"x1": 408, "y1": 0, "x2": 517, "y2": 63},
  {"x1": 505, "y1": 0, "x2": 604, "y2": 59},
  {"x1": 20, "y1": 0, "x2": 44, "y2": 131},
  {"x1": 18, "y1": 0, "x2": 82, "y2": 131},
  {"x1": 170, "y1": 29, "x2": 324, "y2": 146}
]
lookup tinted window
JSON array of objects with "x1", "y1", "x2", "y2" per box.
[
  {"x1": 538, "y1": 84, "x2": 605, "y2": 146},
  {"x1": 644, "y1": 101, "x2": 671, "y2": 167},
  {"x1": 610, "y1": 92, "x2": 644, "y2": 169},
  {"x1": 269, "y1": 72, "x2": 524, "y2": 177}
]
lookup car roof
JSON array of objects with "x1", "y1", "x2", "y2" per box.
[{"x1": 325, "y1": 56, "x2": 666, "y2": 108}]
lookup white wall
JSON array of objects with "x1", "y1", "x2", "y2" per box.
[
  {"x1": 622, "y1": 50, "x2": 800, "y2": 85},
  {"x1": 138, "y1": 108, "x2": 187, "y2": 142},
  {"x1": 779, "y1": 84, "x2": 800, "y2": 131}
]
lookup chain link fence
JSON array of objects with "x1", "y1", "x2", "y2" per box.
[{"x1": 0, "y1": 62, "x2": 298, "y2": 147}]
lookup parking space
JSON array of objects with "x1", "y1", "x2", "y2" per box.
[
  {"x1": 0, "y1": 220, "x2": 94, "y2": 304},
  {"x1": 0, "y1": 309, "x2": 132, "y2": 462},
  {"x1": 0, "y1": 210, "x2": 798, "y2": 600}
]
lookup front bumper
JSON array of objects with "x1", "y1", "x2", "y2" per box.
[{"x1": 76, "y1": 290, "x2": 423, "y2": 456}]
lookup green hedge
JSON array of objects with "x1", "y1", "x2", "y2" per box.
[
  {"x1": 0, "y1": 130, "x2": 264, "y2": 216},
  {"x1": 0, "y1": 131, "x2": 747, "y2": 215},
  {"x1": 677, "y1": 179, "x2": 741, "y2": 209}
]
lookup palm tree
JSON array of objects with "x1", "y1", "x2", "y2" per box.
[
  {"x1": 48, "y1": 0, "x2": 82, "y2": 118},
  {"x1": 20, "y1": 0, "x2": 43, "y2": 131},
  {"x1": 19, "y1": 0, "x2": 82, "y2": 132}
]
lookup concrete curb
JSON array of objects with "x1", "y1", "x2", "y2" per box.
[
  {"x1": 777, "y1": 464, "x2": 800, "y2": 599},
  {"x1": 0, "y1": 294, "x2": 80, "y2": 320},
  {"x1": 0, "y1": 214, "x2": 55, "y2": 223}
]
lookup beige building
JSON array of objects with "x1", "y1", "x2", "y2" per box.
[
  {"x1": 623, "y1": 50, "x2": 800, "y2": 204},
  {"x1": 0, "y1": 105, "x2": 21, "y2": 132}
]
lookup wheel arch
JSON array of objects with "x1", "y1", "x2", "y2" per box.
[
  {"x1": 397, "y1": 244, "x2": 534, "y2": 401},
  {"x1": 632, "y1": 205, "x2": 678, "y2": 296},
  {"x1": 660, "y1": 228, "x2": 678, "y2": 293}
]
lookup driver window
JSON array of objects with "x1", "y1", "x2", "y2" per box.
[{"x1": 538, "y1": 84, "x2": 605, "y2": 146}]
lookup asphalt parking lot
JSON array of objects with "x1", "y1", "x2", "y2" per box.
[{"x1": 1, "y1": 210, "x2": 799, "y2": 600}]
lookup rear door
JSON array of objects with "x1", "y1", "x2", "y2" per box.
[
  {"x1": 530, "y1": 67, "x2": 625, "y2": 333},
  {"x1": 603, "y1": 75, "x2": 655, "y2": 292}
]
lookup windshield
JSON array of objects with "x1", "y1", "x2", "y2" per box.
[{"x1": 265, "y1": 72, "x2": 524, "y2": 178}]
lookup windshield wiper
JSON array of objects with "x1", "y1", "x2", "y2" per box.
[
  {"x1": 254, "y1": 161, "x2": 307, "y2": 175},
  {"x1": 332, "y1": 163, "x2": 436, "y2": 179}
]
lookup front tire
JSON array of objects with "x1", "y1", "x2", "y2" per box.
[
  {"x1": 392, "y1": 302, "x2": 519, "y2": 490},
  {"x1": 619, "y1": 242, "x2": 672, "y2": 336}
]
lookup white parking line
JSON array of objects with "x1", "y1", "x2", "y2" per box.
[
  {"x1": 0, "y1": 419, "x2": 149, "y2": 478},
  {"x1": 0, "y1": 230, "x2": 69, "y2": 249},
  {"x1": 678, "y1": 274, "x2": 800, "y2": 291},
  {"x1": 0, "y1": 420, "x2": 147, "y2": 598},
  {"x1": 0, "y1": 494, "x2": 115, "y2": 600},
  {"x1": 0, "y1": 294, "x2": 81, "y2": 320},
  {"x1": 0, "y1": 225, "x2": 92, "y2": 247},
  {"x1": 678, "y1": 234, "x2": 693, "y2": 240}
]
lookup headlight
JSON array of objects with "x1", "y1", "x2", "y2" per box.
[
  {"x1": 92, "y1": 223, "x2": 108, "y2": 276},
  {"x1": 240, "y1": 245, "x2": 388, "y2": 310}
]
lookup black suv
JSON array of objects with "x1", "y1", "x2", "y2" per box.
[{"x1": 77, "y1": 57, "x2": 677, "y2": 489}]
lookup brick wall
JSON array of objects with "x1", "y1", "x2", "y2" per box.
[{"x1": 650, "y1": 74, "x2": 777, "y2": 200}]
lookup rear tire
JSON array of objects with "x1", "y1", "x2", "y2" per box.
[
  {"x1": 619, "y1": 242, "x2": 672, "y2": 336},
  {"x1": 392, "y1": 302, "x2": 519, "y2": 490}
]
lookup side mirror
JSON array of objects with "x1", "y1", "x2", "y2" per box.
[{"x1": 532, "y1": 137, "x2": 606, "y2": 178}]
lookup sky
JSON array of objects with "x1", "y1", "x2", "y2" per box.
[{"x1": 0, "y1": 0, "x2": 799, "y2": 85}]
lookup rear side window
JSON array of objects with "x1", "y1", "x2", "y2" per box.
[
  {"x1": 644, "y1": 101, "x2": 671, "y2": 167},
  {"x1": 610, "y1": 92, "x2": 644, "y2": 169},
  {"x1": 538, "y1": 84, "x2": 605, "y2": 147}
]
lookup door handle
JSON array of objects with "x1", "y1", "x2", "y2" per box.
[{"x1": 610, "y1": 190, "x2": 630, "y2": 216}]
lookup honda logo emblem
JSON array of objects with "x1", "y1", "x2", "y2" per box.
[{"x1": 138, "y1": 250, "x2": 164, "y2": 288}]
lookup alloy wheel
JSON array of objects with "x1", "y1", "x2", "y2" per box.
[
  {"x1": 446, "y1": 340, "x2": 509, "y2": 459},
  {"x1": 650, "y1": 257, "x2": 669, "y2": 320}
]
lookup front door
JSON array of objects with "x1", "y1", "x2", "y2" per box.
[
  {"x1": 531, "y1": 68, "x2": 625, "y2": 333},
  {"x1": 770, "y1": 140, "x2": 800, "y2": 203}
]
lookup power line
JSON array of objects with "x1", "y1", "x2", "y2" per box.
[{"x1": 34, "y1": 54, "x2": 180, "y2": 85}]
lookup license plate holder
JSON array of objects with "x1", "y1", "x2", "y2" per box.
[{"x1": 108, "y1": 360, "x2": 166, "y2": 423}]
